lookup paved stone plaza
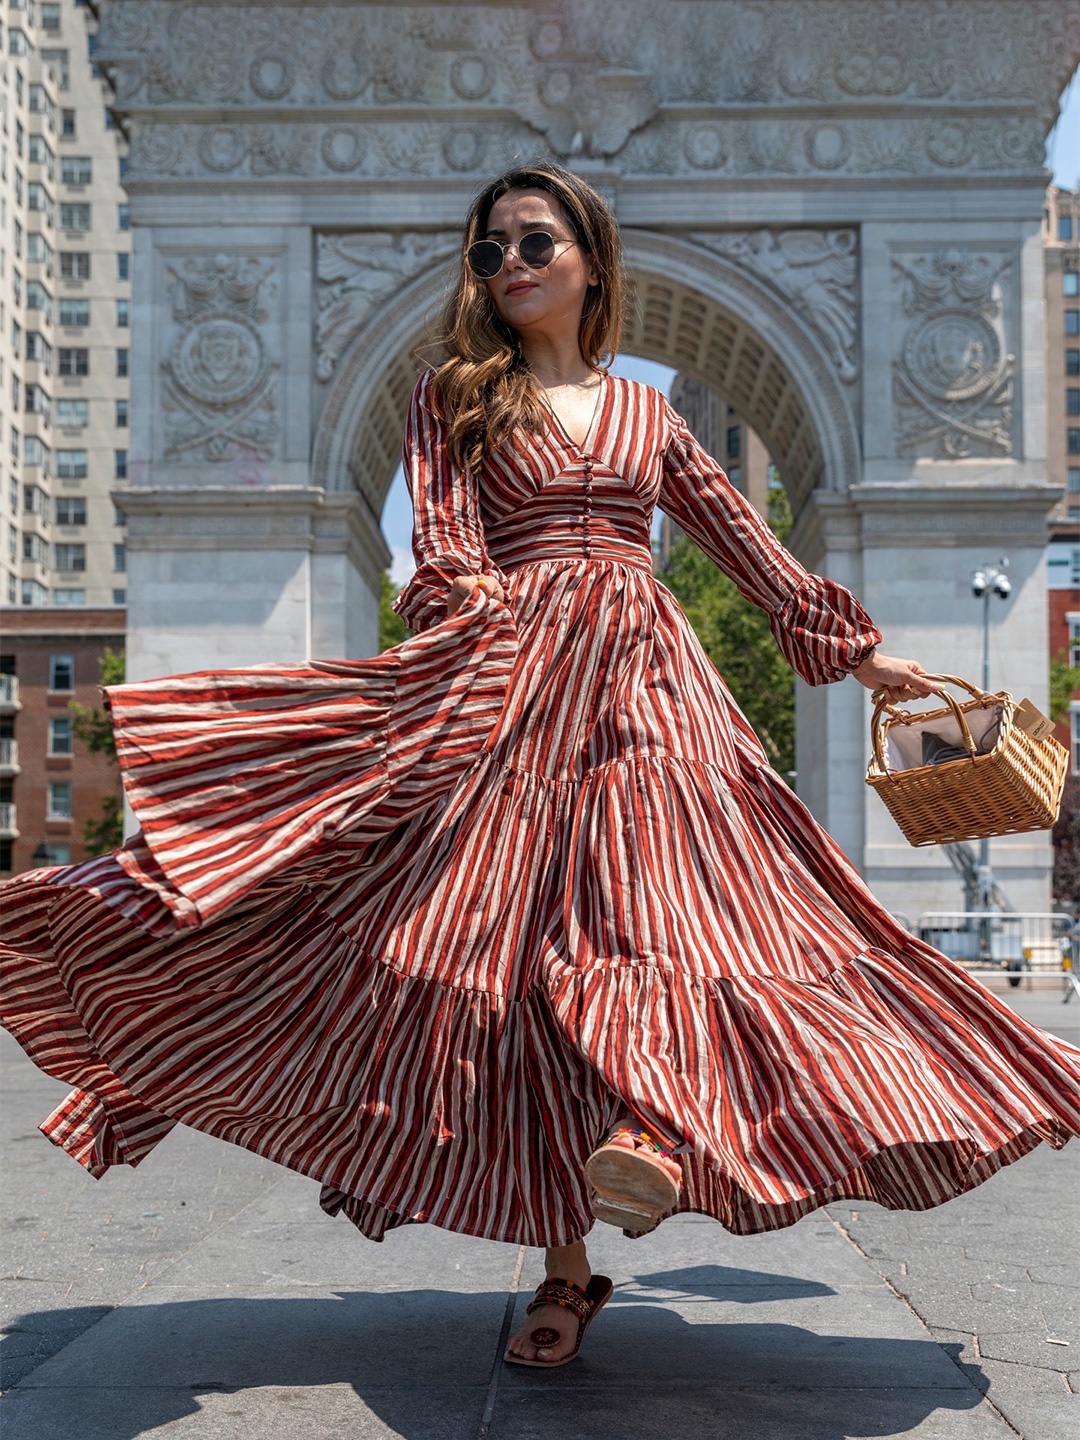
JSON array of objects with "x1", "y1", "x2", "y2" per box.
[{"x1": 1, "y1": 990, "x2": 1075, "y2": 1440}]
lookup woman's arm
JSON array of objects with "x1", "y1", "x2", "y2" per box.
[
  {"x1": 658, "y1": 400, "x2": 932, "y2": 699},
  {"x1": 391, "y1": 372, "x2": 508, "y2": 633}
]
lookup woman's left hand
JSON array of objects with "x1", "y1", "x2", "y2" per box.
[{"x1": 852, "y1": 652, "x2": 941, "y2": 705}]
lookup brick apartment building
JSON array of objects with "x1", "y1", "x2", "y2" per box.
[{"x1": 0, "y1": 605, "x2": 123, "y2": 874}]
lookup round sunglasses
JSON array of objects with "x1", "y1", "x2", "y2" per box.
[{"x1": 466, "y1": 230, "x2": 580, "y2": 280}]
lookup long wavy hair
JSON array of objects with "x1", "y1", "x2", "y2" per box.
[{"x1": 427, "y1": 162, "x2": 627, "y2": 475}]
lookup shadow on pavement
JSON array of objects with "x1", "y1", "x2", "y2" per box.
[
  {"x1": 0, "y1": 1288, "x2": 990, "y2": 1440},
  {"x1": 626, "y1": 1262, "x2": 837, "y2": 1299}
]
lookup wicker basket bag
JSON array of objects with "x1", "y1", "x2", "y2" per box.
[{"x1": 865, "y1": 674, "x2": 1069, "y2": 847}]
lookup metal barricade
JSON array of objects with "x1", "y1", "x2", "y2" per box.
[{"x1": 916, "y1": 911, "x2": 1079, "y2": 1000}]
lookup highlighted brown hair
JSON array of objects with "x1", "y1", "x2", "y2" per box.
[{"x1": 427, "y1": 162, "x2": 626, "y2": 474}]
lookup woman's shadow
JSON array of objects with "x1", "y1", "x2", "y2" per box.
[{"x1": 1, "y1": 1266, "x2": 987, "y2": 1440}]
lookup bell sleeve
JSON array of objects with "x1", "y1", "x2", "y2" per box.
[
  {"x1": 391, "y1": 371, "x2": 510, "y2": 635},
  {"x1": 658, "y1": 400, "x2": 881, "y2": 686}
]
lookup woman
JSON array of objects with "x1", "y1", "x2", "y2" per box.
[{"x1": 2, "y1": 164, "x2": 1078, "y2": 1374}]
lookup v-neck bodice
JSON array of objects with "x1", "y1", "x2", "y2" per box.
[{"x1": 538, "y1": 374, "x2": 607, "y2": 458}]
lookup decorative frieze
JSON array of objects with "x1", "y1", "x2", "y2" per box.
[
  {"x1": 890, "y1": 247, "x2": 1015, "y2": 459},
  {"x1": 691, "y1": 230, "x2": 858, "y2": 384}
]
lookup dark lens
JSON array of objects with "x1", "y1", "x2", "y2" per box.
[
  {"x1": 519, "y1": 231, "x2": 556, "y2": 269},
  {"x1": 467, "y1": 240, "x2": 504, "y2": 278}
]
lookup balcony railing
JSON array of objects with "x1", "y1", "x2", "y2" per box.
[
  {"x1": 0, "y1": 801, "x2": 17, "y2": 836},
  {"x1": 0, "y1": 739, "x2": 18, "y2": 772},
  {"x1": 0, "y1": 676, "x2": 20, "y2": 709}
]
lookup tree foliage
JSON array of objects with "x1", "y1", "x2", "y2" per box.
[
  {"x1": 380, "y1": 570, "x2": 410, "y2": 652},
  {"x1": 659, "y1": 489, "x2": 796, "y2": 777},
  {"x1": 1049, "y1": 651, "x2": 1080, "y2": 725},
  {"x1": 69, "y1": 647, "x2": 125, "y2": 855}
]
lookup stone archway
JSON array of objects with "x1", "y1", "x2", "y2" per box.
[{"x1": 105, "y1": 0, "x2": 1080, "y2": 915}]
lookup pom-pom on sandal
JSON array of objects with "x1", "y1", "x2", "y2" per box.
[
  {"x1": 503, "y1": 1274, "x2": 614, "y2": 1368},
  {"x1": 585, "y1": 1126, "x2": 683, "y2": 1234}
]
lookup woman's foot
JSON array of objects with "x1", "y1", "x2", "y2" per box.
[
  {"x1": 505, "y1": 1242, "x2": 592, "y2": 1364},
  {"x1": 585, "y1": 1121, "x2": 684, "y2": 1234}
]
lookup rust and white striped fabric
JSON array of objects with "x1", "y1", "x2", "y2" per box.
[{"x1": 2, "y1": 373, "x2": 1078, "y2": 1247}]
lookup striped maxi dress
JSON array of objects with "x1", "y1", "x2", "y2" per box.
[{"x1": 2, "y1": 372, "x2": 1079, "y2": 1248}]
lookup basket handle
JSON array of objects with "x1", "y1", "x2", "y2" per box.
[{"x1": 870, "y1": 674, "x2": 987, "y2": 775}]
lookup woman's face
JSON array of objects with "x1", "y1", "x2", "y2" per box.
[{"x1": 479, "y1": 188, "x2": 599, "y2": 344}]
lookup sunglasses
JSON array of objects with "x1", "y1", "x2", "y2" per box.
[{"x1": 466, "y1": 230, "x2": 579, "y2": 279}]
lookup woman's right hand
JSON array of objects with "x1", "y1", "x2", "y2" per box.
[{"x1": 446, "y1": 572, "x2": 506, "y2": 618}]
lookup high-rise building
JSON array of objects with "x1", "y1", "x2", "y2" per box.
[
  {"x1": 1045, "y1": 185, "x2": 1080, "y2": 528},
  {"x1": 1, "y1": 0, "x2": 129, "y2": 876},
  {"x1": 1, "y1": 0, "x2": 130, "y2": 611},
  {"x1": 658, "y1": 374, "x2": 777, "y2": 570}
]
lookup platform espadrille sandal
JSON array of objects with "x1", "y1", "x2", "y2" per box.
[{"x1": 584, "y1": 1126, "x2": 683, "y2": 1235}]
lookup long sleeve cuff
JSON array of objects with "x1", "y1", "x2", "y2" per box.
[{"x1": 768, "y1": 574, "x2": 882, "y2": 686}]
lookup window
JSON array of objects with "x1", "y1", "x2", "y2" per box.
[
  {"x1": 27, "y1": 233, "x2": 54, "y2": 269},
  {"x1": 23, "y1": 437, "x2": 51, "y2": 473},
  {"x1": 727, "y1": 465, "x2": 742, "y2": 491},
  {"x1": 1072, "y1": 707, "x2": 1080, "y2": 776},
  {"x1": 25, "y1": 331, "x2": 53, "y2": 368},
  {"x1": 56, "y1": 398, "x2": 87, "y2": 428},
  {"x1": 58, "y1": 347, "x2": 88, "y2": 377},
  {"x1": 53, "y1": 588, "x2": 85, "y2": 606},
  {"x1": 49, "y1": 655, "x2": 74, "y2": 691},
  {"x1": 54, "y1": 543, "x2": 85, "y2": 572},
  {"x1": 8, "y1": 29, "x2": 28, "y2": 57},
  {"x1": 21, "y1": 579, "x2": 48, "y2": 607},
  {"x1": 1069, "y1": 390, "x2": 1080, "y2": 417},
  {"x1": 60, "y1": 251, "x2": 91, "y2": 281},
  {"x1": 1066, "y1": 350, "x2": 1079, "y2": 377},
  {"x1": 116, "y1": 348, "x2": 129, "y2": 378},
  {"x1": 116, "y1": 298, "x2": 129, "y2": 328},
  {"x1": 112, "y1": 588, "x2": 127, "y2": 606},
  {"x1": 41, "y1": 48, "x2": 69, "y2": 90},
  {"x1": 1066, "y1": 271, "x2": 1080, "y2": 298},
  {"x1": 24, "y1": 384, "x2": 49, "y2": 421},
  {"x1": 47, "y1": 781, "x2": 72, "y2": 820},
  {"x1": 28, "y1": 135, "x2": 55, "y2": 174},
  {"x1": 27, "y1": 183, "x2": 53, "y2": 221},
  {"x1": 60, "y1": 202, "x2": 90, "y2": 231},
  {"x1": 56, "y1": 449, "x2": 87, "y2": 479},
  {"x1": 1066, "y1": 311, "x2": 1080, "y2": 337},
  {"x1": 22, "y1": 533, "x2": 47, "y2": 564},
  {"x1": 117, "y1": 253, "x2": 129, "y2": 281},
  {"x1": 61, "y1": 156, "x2": 91, "y2": 185},
  {"x1": 119, "y1": 156, "x2": 129, "y2": 182},
  {"x1": 113, "y1": 542, "x2": 126, "y2": 572},
  {"x1": 49, "y1": 715, "x2": 73, "y2": 756},
  {"x1": 55, "y1": 496, "x2": 86, "y2": 525},
  {"x1": 1069, "y1": 429, "x2": 1080, "y2": 456},
  {"x1": 26, "y1": 281, "x2": 52, "y2": 318},
  {"x1": 61, "y1": 109, "x2": 75, "y2": 139},
  {"x1": 115, "y1": 399, "x2": 128, "y2": 428},
  {"x1": 114, "y1": 449, "x2": 128, "y2": 480},
  {"x1": 726, "y1": 426, "x2": 741, "y2": 460},
  {"x1": 41, "y1": 5, "x2": 62, "y2": 33},
  {"x1": 1069, "y1": 468, "x2": 1080, "y2": 494},
  {"x1": 113, "y1": 505, "x2": 126, "y2": 527},
  {"x1": 29, "y1": 85, "x2": 55, "y2": 123},
  {"x1": 1069, "y1": 617, "x2": 1080, "y2": 669},
  {"x1": 59, "y1": 297, "x2": 89, "y2": 327},
  {"x1": 0, "y1": 840, "x2": 12, "y2": 873},
  {"x1": 118, "y1": 204, "x2": 130, "y2": 232}
]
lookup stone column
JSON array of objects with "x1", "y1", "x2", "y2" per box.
[{"x1": 121, "y1": 225, "x2": 389, "y2": 682}]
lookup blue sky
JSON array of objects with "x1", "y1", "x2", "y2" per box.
[{"x1": 385, "y1": 71, "x2": 1080, "y2": 584}]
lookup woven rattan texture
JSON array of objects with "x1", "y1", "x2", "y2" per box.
[{"x1": 866, "y1": 693, "x2": 1068, "y2": 847}]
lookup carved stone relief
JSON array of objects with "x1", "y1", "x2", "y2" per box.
[
  {"x1": 691, "y1": 230, "x2": 858, "y2": 384},
  {"x1": 101, "y1": 1, "x2": 1080, "y2": 172},
  {"x1": 315, "y1": 234, "x2": 460, "y2": 382},
  {"x1": 890, "y1": 248, "x2": 1014, "y2": 458},
  {"x1": 161, "y1": 254, "x2": 281, "y2": 463}
]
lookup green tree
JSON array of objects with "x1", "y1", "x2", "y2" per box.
[
  {"x1": 69, "y1": 647, "x2": 125, "y2": 855},
  {"x1": 380, "y1": 569, "x2": 409, "y2": 651},
  {"x1": 1049, "y1": 650, "x2": 1080, "y2": 724},
  {"x1": 659, "y1": 488, "x2": 796, "y2": 777}
]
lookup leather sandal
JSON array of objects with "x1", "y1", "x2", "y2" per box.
[
  {"x1": 502, "y1": 1274, "x2": 614, "y2": 1368},
  {"x1": 585, "y1": 1126, "x2": 683, "y2": 1234}
]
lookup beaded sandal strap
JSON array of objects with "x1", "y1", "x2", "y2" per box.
[
  {"x1": 526, "y1": 1277, "x2": 593, "y2": 1322},
  {"x1": 602, "y1": 1125, "x2": 677, "y2": 1161}
]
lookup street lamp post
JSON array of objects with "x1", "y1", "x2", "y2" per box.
[{"x1": 969, "y1": 558, "x2": 1011, "y2": 944}]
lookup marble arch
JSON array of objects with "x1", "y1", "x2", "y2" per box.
[
  {"x1": 104, "y1": 0, "x2": 1080, "y2": 916},
  {"x1": 313, "y1": 230, "x2": 859, "y2": 523}
]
